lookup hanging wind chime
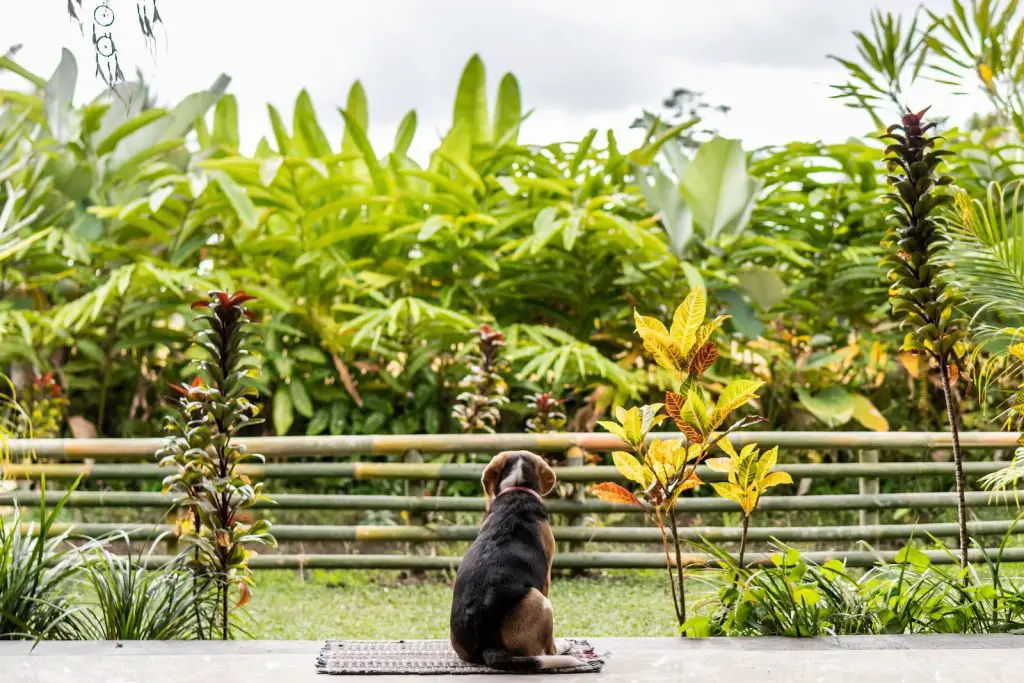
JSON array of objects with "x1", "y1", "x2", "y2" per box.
[{"x1": 67, "y1": 0, "x2": 164, "y2": 88}]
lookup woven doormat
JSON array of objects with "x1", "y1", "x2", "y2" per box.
[{"x1": 316, "y1": 639, "x2": 607, "y2": 675}]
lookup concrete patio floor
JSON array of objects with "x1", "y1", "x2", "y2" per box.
[{"x1": 0, "y1": 635, "x2": 1020, "y2": 682}]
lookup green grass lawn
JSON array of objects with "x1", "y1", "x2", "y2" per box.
[{"x1": 246, "y1": 569, "x2": 694, "y2": 639}]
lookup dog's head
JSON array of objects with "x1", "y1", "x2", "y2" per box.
[{"x1": 481, "y1": 450, "x2": 556, "y2": 503}]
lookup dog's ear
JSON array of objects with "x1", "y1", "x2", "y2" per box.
[
  {"x1": 481, "y1": 453, "x2": 509, "y2": 500},
  {"x1": 528, "y1": 453, "x2": 557, "y2": 496}
]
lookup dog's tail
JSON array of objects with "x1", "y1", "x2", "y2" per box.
[{"x1": 481, "y1": 650, "x2": 584, "y2": 671}]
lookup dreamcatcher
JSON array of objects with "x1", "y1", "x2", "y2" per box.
[{"x1": 67, "y1": 0, "x2": 164, "y2": 88}]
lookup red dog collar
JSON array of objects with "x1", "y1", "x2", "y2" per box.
[{"x1": 496, "y1": 485, "x2": 544, "y2": 502}]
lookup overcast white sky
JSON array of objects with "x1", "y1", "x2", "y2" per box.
[{"x1": 0, "y1": 1, "x2": 989, "y2": 160}]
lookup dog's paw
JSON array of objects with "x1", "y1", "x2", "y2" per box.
[{"x1": 554, "y1": 640, "x2": 573, "y2": 655}]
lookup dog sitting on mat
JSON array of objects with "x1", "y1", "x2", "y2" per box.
[{"x1": 450, "y1": 450, "x2": 583, "y2": 671}]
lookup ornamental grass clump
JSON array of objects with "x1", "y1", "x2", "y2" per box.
[
  {"x1": 589, "y1": 288, "x2": 785, "y2": 630},
  {"x1": 157, "y1": 291, "x2": 275, "y2": 640},
  {"x1": 881, "y1": 107, "x2": 970, "y2": 568}
]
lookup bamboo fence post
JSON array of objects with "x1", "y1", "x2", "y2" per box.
[
  {"x1": 859, "y1": 450, "x2": 880, "y2": 535},
  {"x1": 403, "y1": 449, "x2": 427, "y2": 562},
  {"x1": 565, "y1": 446, "x2": 588, "y2": 575}
]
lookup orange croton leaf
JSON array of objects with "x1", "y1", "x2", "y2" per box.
[
  {"x1": 590, "y1": 482, "x2": 642, "y2": 507},
  {"x1": 665, "y1": 391, "x2": 687, "y2": 431},
  {"x1": 689, "y1": 342, "x2": 718, "y2": 377}
]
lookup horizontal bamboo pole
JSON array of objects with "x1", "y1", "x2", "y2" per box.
[
  {"x1": 19, "y1": 519, "x2": 1024, "y2": 544},
  {"x1": 2, "y1": 490, "x2": 1018, "y2": 512},
  {"x1": 8, "y1": 431, "x2": 1021, "y2": 461},
  {"x1": 119, "y1": 547, "x2": 1024, "y2": 570},
  {"x1": 0, "y1": 460, "x2": 1010, "y2": 482}
]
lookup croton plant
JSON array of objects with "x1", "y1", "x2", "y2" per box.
[{"x1": 590, "y1": 288, "x2": 789, "y2": 630}]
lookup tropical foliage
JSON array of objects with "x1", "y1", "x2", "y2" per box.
[{"x1": 590, "y1": 289, "x2": 784, "y2": 627}]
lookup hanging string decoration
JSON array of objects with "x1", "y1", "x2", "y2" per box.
[{"x1": 66, "y1": 1, "x2": 165, "y2": 88}]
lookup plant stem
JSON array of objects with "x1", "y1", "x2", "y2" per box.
[
  {"x1": 937, "y1": 359, "x2": 969, "y2": 571},
  {"x1": 654, "y1": 508, "x2": 683, "y2": 626},
  {"x1": 667, "y1": 507, "x2": 687, "y2": 627},
  {"x1": 738, "y1": 515, "x2": 750, "y2": 570}
]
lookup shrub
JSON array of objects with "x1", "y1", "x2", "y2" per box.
[{"x1": 157, "y1": 291, "x2": 275, "y2": 640}]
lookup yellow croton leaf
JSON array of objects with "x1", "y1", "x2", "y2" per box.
[
  {"x1": 711, "y1": 482, "x2": 741, "y2": 504},
  {"x1": 597, "y1": 420, "x2": 628, "y2": 443},
  {"x1": 755, "y1": 446, "x2": 779, "y2": 479},
  {"x1": 612, "y1": 450, "x2": 647, "y2": 486},
  {"x1": 673, "y1": 443, "x2": 703, "y2": 471},
  {"x1": 642, "y1": 331, "x2": 687, "y2": 374},
  {"x1": 738, "y1": 490, "x2": 758, "y2": 516},
  {"x1": 679, "y1": 388, "x2": 710, "y2": 442},
  {"x1": 760, "y1": 471, "x2": 793, "y2": 489},
  {"x1": 705, "y1": 457, "x2": 731, "y2": 473},
  {"x1": 674, "y1": 470, "x2": 702, "y2": 494},
  {"x1": 670, "y1": 289, "x2": 706, "y2": 355},
  {"x1": 712, "y1": 379, "x2": 764, "y2": 426},
  {"x1": 633, "y1": 309, "x2": 669, "y2": 337},
  {"x1": 646, "y1": 439, "x2": 682, "y2": 484}
]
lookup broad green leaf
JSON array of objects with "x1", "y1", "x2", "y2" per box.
[
  {"x1": 850, "y1": 393, "x2": 889, "y2": 431},
  {"x1": 678, "y1": 137, "x2": 762, "y2": 239},
  {"x1": 795, "y1": 386, "x2": 855, "y2": 428},
  {"x1": 342, "y1": 81, "x2": 369, "y2": 154},
  {"x1": 339, "y1": 109, "x2": 389, "y2": 194},
  {"x1": 493, "y1": 73, "x2": 521, "y2": 145},
  {"x1": 289, "y1": 380, "x2": 314, "y2": 418},
  {"x1": 735, "y1": 266, "x2": 788, "y2": 310},
  {"x1": 213, "y1": 94, "x2": 239, "y2": 148},
  {"x1": 453, "y1": 54, "x2": 490, "y2": 145},
  {"x1": 211, "y1": 170, "x2": 258, "y2": 229},
  {"x1": 44, "y1": 48, "x2": 79, "y2": 143},
  {"x1": 267, "y1": 103, "x2": 291, "y2": 153},
  {"x1": 393, "y1": 109, "x2": 417, "y2": 157},
  {"x1": 273, "y1": 386, "x2": 294, "y2": 436},
  {"x1": 293, "y1": 89, "x2": 332, "y2": 157}
]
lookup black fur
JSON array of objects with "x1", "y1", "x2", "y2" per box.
[{"x1": 450, "y1": 454, "x2": 550, "y2": 667}]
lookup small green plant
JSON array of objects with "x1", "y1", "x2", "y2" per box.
[
  {"x1": 524, "y1": 392, "x2": 566, "y2": 433},
  {"x1": 24, "y1": 373, "x2": 67, "y2": 439},
  {"x1": 452, "y1": 324, "x2": 509, "y2": 434},
  {"x1": 75, "y1": 535, "x2": 214, "y2": 641},
  {"x1": 881, "y1": 107, "x2": 970, "y2": 568},
  {"x1": 157, "y1": 291, "x2": 275, "y2": 640},
  {"x1": 589, "y1": 288, "x2": 772, "y2": 630},
  {"x1": 706, "y1": 442, "x2": 791, "y2": 568},
  {"x1": 0, "y1": 481, "x2": 81, "y2": 640}
]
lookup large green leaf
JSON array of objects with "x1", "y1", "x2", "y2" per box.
[
  {"x1": 392, "y1": 109, "x2": 417, "y2": 157},
  {"x1": 795, "y1": 387, "x2": 855, "y2": 427},
  {"x1": 293, "y1": 90, "x2": 332, "y2": 157},
  {"x1": 273, "y1": 386, "x2": 294, "y2": 435},
  {"x1": 735, "y1": 266, "x2": 788, "y2": 310},
  {"x1": 453, "y1": 54, "x2": 490, "y2": 145},
  {"x1": 678, "y1": 137, "x2": 762, "y2": 239},
  {"x1": 213, "y1": 94, "x2": 239, "y2": 148},
  {"x1": 44, "y1": 48, "x2": 79, "y2": 143},
  {"x1": 493, "y1": 73, "x2": 521, "y2": 145},
  {"x1": 342, "y1": 81, "x2": 369, "y2": 155},
  {"x1": 637, "y1": 165, "x2": 693, "y2": 257}
]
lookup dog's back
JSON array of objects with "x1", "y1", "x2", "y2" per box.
[
  {"x1": 450, "y1": 494, "x2": 548, "y2": 662},
  {"x1": 450, "y1": 451, "x2": 582, "y2": 671}
]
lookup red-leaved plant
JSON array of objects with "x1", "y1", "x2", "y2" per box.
[{"x1": 157, "y1": 290, "x2": 275, "y2": 639}]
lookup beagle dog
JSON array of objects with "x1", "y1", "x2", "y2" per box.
[{"x1": 450, "y1": 450, "x2": 582, "y2": 671}]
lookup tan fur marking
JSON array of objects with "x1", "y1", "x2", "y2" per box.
[
  {"x1": 527, "y1": 453, "x2": 557, "y2": 495},
  {"x1": 480, "y1": 453, "x2": 510, "y2": 505},
  {"x1": 500, "y1": 588, "x2": 556, "y2": 656},
  {"x1": 539, "y1": 519, "x2": 555, "y2": 596}
]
